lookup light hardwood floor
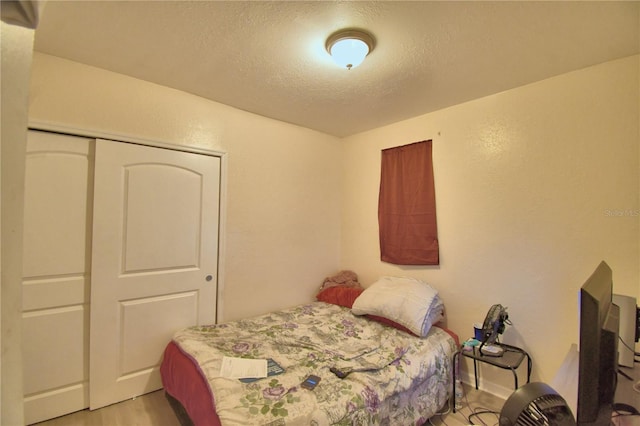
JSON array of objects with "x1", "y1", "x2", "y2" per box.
[
  {"x1": 429, "y1": 383, "x2": 506, "y2": 426},
  {"x1": 32, "y1": 391, "x2": 181, "y2": 426},
  {"x1": 32, "y1": 384, "x2": 505, "y2": 426}
]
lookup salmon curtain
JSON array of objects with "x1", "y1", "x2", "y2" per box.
[{"x1": 378, "y1": 140, "x2": 439, "y2": 265}]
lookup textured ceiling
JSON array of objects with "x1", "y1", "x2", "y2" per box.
[{"x1": 34, "y1": 1, "x2": 639, "y2": 137}]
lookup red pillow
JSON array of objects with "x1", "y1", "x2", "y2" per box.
[
  {"x1": 366, "y1": 315, "x2": 418, "y2": 336},
  {"x1": 316, "y1": 287, "x2": 363, "y2": 308}
]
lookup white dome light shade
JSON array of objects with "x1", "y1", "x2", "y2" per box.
[
  {"x1": 326, "y1": 29, "x2": 375, "y2": 70},
  {"x1": 330, "y1": 38, "x2": 369, "y2": 69}
]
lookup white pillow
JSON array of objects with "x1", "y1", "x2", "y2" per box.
[{"x1": 351, "y1": 276, "x2": 440, "y2": 337}]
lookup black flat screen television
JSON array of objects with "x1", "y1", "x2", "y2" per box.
[{"x1": 577, "y1": 261, "x2": 620, "y2": 425}]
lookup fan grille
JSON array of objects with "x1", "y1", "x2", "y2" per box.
[
  {"x1": 500, "y1": 382, "x2": 576, "y2": 426},
  {"x1": 516, "y1": 395, "x2": 571, "y2": 426}
]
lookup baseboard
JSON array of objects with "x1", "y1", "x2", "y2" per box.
[{"x1": 459, "y1": 370, "x2": 511, "y2": 401}]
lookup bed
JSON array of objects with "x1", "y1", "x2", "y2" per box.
[{"x1": 160, "y1": 276, "x2": 459, "y2": 426}]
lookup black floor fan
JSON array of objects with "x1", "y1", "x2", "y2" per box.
[{"x1": 499, "y1": 382, "x2": 576, "y2": 426}]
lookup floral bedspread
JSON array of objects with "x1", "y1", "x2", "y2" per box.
[{"x1": 172, "y1": 302, "x2": 456, "y2": 426}]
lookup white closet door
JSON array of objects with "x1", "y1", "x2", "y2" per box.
[
  {"x1": 89, "y1": 139, "x2": 220, "y2": 409},
  {"x1": 22, "y1": 131, "x2": 94, "y2": 424}
]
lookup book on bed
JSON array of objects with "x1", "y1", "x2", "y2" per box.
[{"x1": 239, "y1": 358, "x2": 285, "y2": 383}]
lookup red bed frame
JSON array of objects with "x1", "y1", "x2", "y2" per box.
[{"x1": 161, "y1": 341, "x2": 221, "y2": 426}]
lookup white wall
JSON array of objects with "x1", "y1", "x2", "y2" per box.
[
  {"x1": 26, "y1": 51, "x2": 640, "y2": 399},
  {"x1": 341, "y1": 55, "x2": 640, "y2": 396},
  {"x1": 28, "y1": 53, "x2": 343, "y2": 322},
  {"x1": 1, "y1": 20, "x2": 35, "y2": 426}
]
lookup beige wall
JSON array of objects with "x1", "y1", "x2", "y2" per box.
[
  {"x1": 28, "y1": 53, "x2": 343, "y2": 322},
  {"x1": 1, "y1": 21, "x2": 35, "y2": 426},
  {"x1": 25, "y1": 52, "x2": 640, "y2": 398},
  {"x1": 341, "y1": 55, "x2": 640, "y2": 396}
]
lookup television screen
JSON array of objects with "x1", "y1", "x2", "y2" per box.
[{"x1": 577, "y1": 261, "x2": 620, "y2": 425}]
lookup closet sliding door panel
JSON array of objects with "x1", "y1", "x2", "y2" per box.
[
  {"x1": 90, "y1": 139, "x2": 220, "y2": 409},
  {"x1": 22, "y1": 131, "x2": 94, "y2": 425}
]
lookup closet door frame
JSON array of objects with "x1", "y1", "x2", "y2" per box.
[{"x1": 29, "y1": 120, "x2": 228, "y2": 324}]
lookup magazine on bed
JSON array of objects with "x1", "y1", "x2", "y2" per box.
[{"x1": 238, "y1": 358, "x2": 284, "y2": 383}]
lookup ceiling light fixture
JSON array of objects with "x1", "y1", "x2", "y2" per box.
[{"x1": 325, "y1": 29, "x2": 375, "y2": 70}]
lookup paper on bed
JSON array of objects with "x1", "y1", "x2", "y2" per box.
[{"x1": 220, "y1": 356, "x2": 268, "y2": 379}]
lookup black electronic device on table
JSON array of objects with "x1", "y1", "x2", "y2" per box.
[
  {"x1": 301, "y1": 375, "x2": 321, "y2": 390},
  {"x1": 576, "y1": 261, "x2": 622, "y2": 425}
]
